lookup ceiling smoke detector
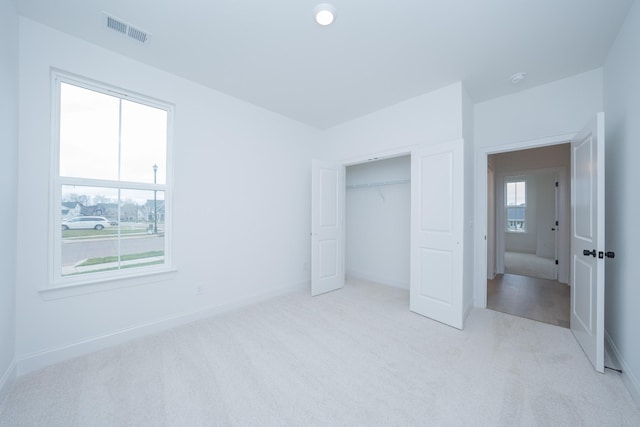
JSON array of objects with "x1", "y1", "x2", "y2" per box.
[
  {"x1": 510, "y1": 72, "x2": 527, "y2": 84},
  {"x1": 103, "y1": 13, "x2": 151, "y2": 45},
  {"x1": 314, "y1": 3, "x2": 336, "y2": 26}
]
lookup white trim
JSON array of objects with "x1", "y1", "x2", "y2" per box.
[
  {"x1": 340, "y1": 142, "x2": 420, "y2": 166},
  {"x1": 17, "y1": 281, "x2": 308, "y2": 375},
  {"x1": 0, "y1": 359, "x2": 16, "y2": 406},
  {"x1": 605, "y1": 330, "x2": 640, "y2": 411},
  {"x1": 474, "y1": 132, "x2": 576, "y2": 308}
]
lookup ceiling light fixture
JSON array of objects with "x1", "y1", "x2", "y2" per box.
[
  {"x1": 510, "y1": 72, "x2": 527, "y2": 84},
  {"x1": 314, "y1": 3, "x2": 336, "y2": 26}
]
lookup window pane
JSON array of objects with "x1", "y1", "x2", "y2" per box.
[
  {"x1": 506, "y1": 207, "x2": 526, "y2": 232},
  {"x1": 60, "y1": 186, "x2": 165, "y2": 276},
  {"x1": 120, "y1": 100, "x2": 167, "y2": 184},
  {"x1": 515, "y1": 181, "x2": 526, "y2": 205},
  {"x1": 119, "y1": 189, "x2": 165, "y2": 269},
  {"x1": 61, "y1": 186, "x2": 119, "y2": 276},
  {"x1": 506, "y1": 180, "x2": 526, "y2": 206},
  {"x1": 506, "y1": 182, "x2": 517, "y2": 206},
  {"x1": 59, "y1": 83, "x2": 119, "y2": 180}
]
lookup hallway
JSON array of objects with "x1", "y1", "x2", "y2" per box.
[{"x1": 487, "y1": 273, "x2": 570, "y2": 328}]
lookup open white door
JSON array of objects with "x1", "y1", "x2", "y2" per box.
[
  {"x1": 410, "y1": 140, "x2": 464, "y2": 329},
  {"x1": 571, "y1": 113, "x2": 605, "y2": 373},
  {"x1": 311, "y1": 160, "x2": 345, "y2": 296}
]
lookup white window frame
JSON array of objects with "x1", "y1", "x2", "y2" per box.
[
  {"x1": 49, "y1": 70, "x2": 174, "y2": 289},
  {"x1": 505, "y1": 177, "x2": 527, "y2": 233}
]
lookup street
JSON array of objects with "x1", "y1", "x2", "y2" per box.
[{"x1": 62, "y1": 234, "x2": 165, "y2": 266}]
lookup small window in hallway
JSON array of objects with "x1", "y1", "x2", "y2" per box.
[{"x1": 506, "y1": 179, "x2": 526, "y2": 232}]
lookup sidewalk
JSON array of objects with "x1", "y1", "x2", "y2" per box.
[
  {"x1": 63, "y1": 232, "x2": 163, "y2": 243},
  {"x1": 62, "y1": 256, "x2": 164, "y2": 275}
]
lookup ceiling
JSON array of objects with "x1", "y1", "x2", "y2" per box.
[{"x1": 14, "y1": 0, "x2": 634, "y2": 129}]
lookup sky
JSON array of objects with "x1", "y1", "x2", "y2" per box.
[{"x1": 59, "y1": 82, "x2": 168, "y2": 205}]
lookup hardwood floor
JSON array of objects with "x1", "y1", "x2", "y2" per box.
[{"x1": 487, "y1": 273, "x2": 570, "y2": 328}]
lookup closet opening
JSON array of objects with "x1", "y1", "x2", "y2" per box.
[{"x1": 345, "y1": 155, "x2": 411, "y2": 294}]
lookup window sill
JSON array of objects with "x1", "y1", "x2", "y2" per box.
[{"x1": 41, "y1": 267, "x2": 178, "y2": 300}]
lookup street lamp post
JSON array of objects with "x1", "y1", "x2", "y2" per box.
[{"x1": 153, "y1": 164, "x2": 158, "y2": 234}]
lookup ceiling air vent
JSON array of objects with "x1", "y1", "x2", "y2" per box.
[{"x1": 102, "y1": 13, "x2": 151, "y2": 45}]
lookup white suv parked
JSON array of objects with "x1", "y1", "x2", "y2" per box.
[{"x1": 61, "y1": 216, "x2": 111, "y2": 231}]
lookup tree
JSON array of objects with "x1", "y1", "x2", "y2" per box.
[
  {"x1": 64, "y1": 193, "x2": 89, "y2": 205},
  {"x1": 93, "y1": 194, "x2": 113, "y2": 205}
]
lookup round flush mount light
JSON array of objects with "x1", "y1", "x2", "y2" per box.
[
  {"x1": 510, "y1": 72, "x2": 527, "y2": 84},
  {"x1": 314, "y1": 3, "x2": 336, "y2": 26}
]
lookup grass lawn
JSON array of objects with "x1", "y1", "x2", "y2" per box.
[
  {"x1": 77, "y1": 250, "x2": 164, "y2": 267},
  {"x1": 66, "y1": 260, "x2": 164, "y2": 276},
  {"x1": 62, "y1": 227, "x2": 149, "y2": 239}
]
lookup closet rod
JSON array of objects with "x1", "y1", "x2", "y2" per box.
[{"x1": 346, "y1": 179, "x2": 410, "y2": 189}]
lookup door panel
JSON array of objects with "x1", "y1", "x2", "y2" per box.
[
  {"x1": 570, "y1": 113, "x2": 605, "y2": 373},
  {"x1": 410, "y1": 140, "x2": 464, "y2": 329},
  {"x1": 419, "y1": 248, "x2": 453, "y2": 304},
  {"x1": 311, "y1": 160, "x2": 345, "y2": 296}
]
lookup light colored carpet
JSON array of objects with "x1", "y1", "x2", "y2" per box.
[
  {"x1": 1, "y1": 278, "x2": 638, "y2": 426},
  {"x1": 505, "y1": 251, "x2": 556, "y2": 281}
]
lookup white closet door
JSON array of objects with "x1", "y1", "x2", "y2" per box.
[
  {"x1": 311, "y1": 160, "x2": 345, "y2": 296},
  {"x1": 410, "y1": 140, "x2": 464, "y2": 329}
]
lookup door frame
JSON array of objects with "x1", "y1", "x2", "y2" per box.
[{"x1": 474, "y1": 132, "x2": 576, "y2": 307}]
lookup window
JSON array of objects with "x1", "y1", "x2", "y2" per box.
[
  {"x1": 52, "y1": 72, "x2": 172, "y2": 285},
  {"x1": 505, "y1": 179, "x2": 526, "y2": 232}
]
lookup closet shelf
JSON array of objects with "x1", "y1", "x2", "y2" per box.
[{"x1": 346, "y1": 179, "x2": 410, "y2": 189}]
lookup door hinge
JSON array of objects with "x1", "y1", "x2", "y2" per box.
[
  {"x1": 555, "y1": 260, "x2": 558, "y2": 265},
  {"x1": 555, "y1": 220, "x2": 559, "y2": 226},
  {"x1": 555, "y1": 181, "x2": 559, "y2": 187}
]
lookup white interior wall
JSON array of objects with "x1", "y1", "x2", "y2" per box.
[
  {"x1": 535, "y1": 173, "x2": 556, "y2": 259},
  {"x1": 603, "y1": 0, "x2": 640, "y2": 407},
  {"x1": 0, "y1": 0, "x2": 19, "y2": 400},
  {"x1": 15, "y1": 18, "x2": 319, "y2": 374},
  {"x1": 345, "y1": 156, "x2": 410, "y2": 289},
  {"x1": 475, "y1": 69, "x2": 604, "y2": 149},
  {"x1": 321, "y1": 83, "x2": 464, "y2": 162}
]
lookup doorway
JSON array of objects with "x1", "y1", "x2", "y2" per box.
[{"x1": 485, "y1": 144, "x2": 571, "y2": 328}]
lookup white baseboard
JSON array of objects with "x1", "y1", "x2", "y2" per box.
[
  {"x1": 0, "y1": 359, "x2": 16, "y2": 406},
  {"x1": 16, "y1": 281, "x2": 308, "y2": 376},
  {"x1": 346, "y1": 270, "x2": 409, "y2": 290},
  {"x1": 605, "y1": 330, "x2": 640, "y2": 411}
]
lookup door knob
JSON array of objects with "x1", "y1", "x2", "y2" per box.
[
  {"x1": 583, "y1": 249, "x2": 596, "y2": 257},
  {"x1": 597, "y1": 251, "x2": 616, "y2": 259}
]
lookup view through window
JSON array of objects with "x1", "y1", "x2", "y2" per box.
[
  {"x1": 506, "y1": 180, "x2": 526, "y2": 232},
  {"x1": 56, "y1": 77, "x2": 170, "y2": 281}
]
